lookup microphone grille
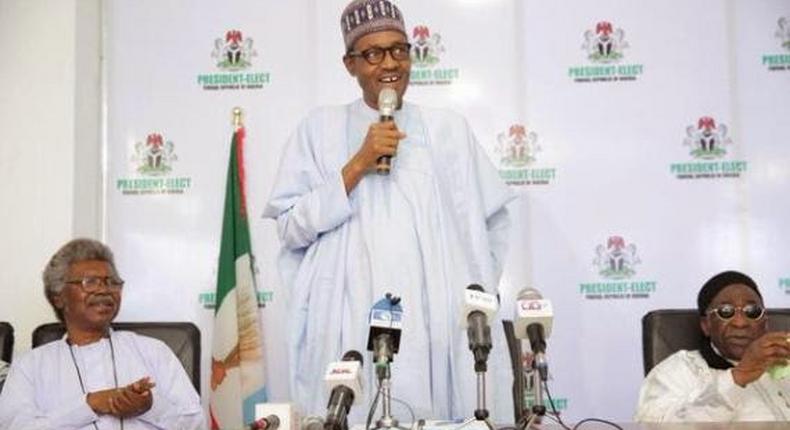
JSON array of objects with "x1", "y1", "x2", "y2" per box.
[
  {"x1": 517, "y1": 287, "x2": 543, "y2": 301},
  {"x1": 302, "y1": 416, "x2": 323, "y2": 424},
  {"x1": 301, "y1": 416, "x2": 325, "y2": 430},
  {"x1": 378, "y1": 88, "x2": 398, "y2": 115}
]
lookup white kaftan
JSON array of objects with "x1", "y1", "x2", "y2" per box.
[
  {"x1": 0, "y1": 330, "x2": 206, "y2": 430},
  {"x1": 635, "y1": 350, "x2": 790, "y2": 422}
]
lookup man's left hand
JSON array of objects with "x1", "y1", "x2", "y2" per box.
[{"x1": 108, "y1": 377, "x2": 155, "y2": 418}]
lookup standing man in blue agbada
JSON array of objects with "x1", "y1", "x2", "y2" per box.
[{"x1": 263, "y1": 0, "x2": 514, "y2": 420}]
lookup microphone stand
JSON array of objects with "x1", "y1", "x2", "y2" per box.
[
  {"x1": 372, "y1": 334, "x2": 408, "y2": 430},
  {"x1": 461, "y1": 313, "x2": 496, "y2": 430},
  {"x1": 458, "y1": 347, "x2": 496, "y2": 430},
  {"x1": 518, "y1": 354, "x2": 547, "y2": 430},
  {"x1": 455, "y1": 360, "x2": 495, "y2": 430},
  {"x1": 456, "y1": 375, "x2": 496, "y2": 430},
  {"x1": 532, "y1": 353, "x2": 547, "y2": 418}
]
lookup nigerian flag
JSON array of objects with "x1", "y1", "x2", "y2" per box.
[{"x1": 209, "y1": 124, "x2": 267, "y2": 429}]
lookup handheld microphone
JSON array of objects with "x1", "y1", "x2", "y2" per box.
[
  {"x1": 376, "y1": 87, "x2": 398, "y2": 175},
  {"x1": 461, "y1": 284, "x2": 499, "y2": 371},
  {"x1": 324, "y1": 350, "x2": 364, "y2": 430},
  {"x1": 250, "y1": 415, "x2": 280, "y2": 430},
  {"x1": 515, "y1": 288, "x2": 553, "y2": 382}
]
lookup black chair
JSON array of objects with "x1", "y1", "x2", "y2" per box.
[
  {"x1": 0, "y1": 322, "x2": 13, "y2": 393},
  {"x1": 641, "y1": 308, "x2": 790, "y2": 376},
  {"x1": 32, "y1": 322, "x2": 201, "y2": 394},
  {"x1": 0, "y1": 322, "x2": 13, "y2": 363}
]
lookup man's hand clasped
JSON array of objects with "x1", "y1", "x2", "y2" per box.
[{"x1": 87, "y1": 377, "x2": 155, "y2": 418}]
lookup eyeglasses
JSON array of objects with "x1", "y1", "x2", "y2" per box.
[
  {"x1": 706, "y1": 303, "x2": 765, "y2": 321},
  {"x1": 65, "y1": 276, "x2": 125, "y2": 293},
  {"x1": 347, "y1": 43, "x2": 412, "y2": 65}
]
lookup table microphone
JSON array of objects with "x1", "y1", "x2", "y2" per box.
[{"x1": 249, "y1": 414, "x2": 280, "y2": 430}]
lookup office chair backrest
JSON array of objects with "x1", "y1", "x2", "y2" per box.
[
  {"x1": 0, "y1": 322, "x2": 13, "y2": 363},
  {"x1": 642, "y1": 308, "x2": 790, "y2": 375},
  {"x1": 32, "y1": 321, "x2": 201, "y2": 394}
]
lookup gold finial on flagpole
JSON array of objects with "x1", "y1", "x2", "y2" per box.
[{"x1": 232, "y1": 107, "x2": 243, "y2": 129}]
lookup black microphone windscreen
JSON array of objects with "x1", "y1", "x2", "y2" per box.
[
  {"x1": 467, "y1": 284, "x2": 485, "y2": 292},
  {"x1": 341, "y1": 349, "x2": 363, "y2": 367}
]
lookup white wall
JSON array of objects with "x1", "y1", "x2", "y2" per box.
[
  {"x1": 2, "y1": 0, "x2": 789, "y2": 422},
  {"x1": 0, "y1": 0, "x2": 101, "y2": 356},
  {"x1": 98, "y1": 0, "x2": 790, "y2": 422}
]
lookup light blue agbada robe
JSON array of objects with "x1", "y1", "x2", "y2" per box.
[{"x1": 263, "y1": 99, "x2": 514, "y2": 420}]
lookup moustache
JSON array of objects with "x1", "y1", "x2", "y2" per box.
[{"x1": 87, "y1": 294, "x2": 116, "y2": 307}]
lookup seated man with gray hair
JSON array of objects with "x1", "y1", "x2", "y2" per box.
[{"x1": 0, "y1": 238, "x2": 207, "y2": 429}]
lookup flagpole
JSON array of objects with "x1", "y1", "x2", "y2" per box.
[
  {"x1": 210, "y1": 105, "x2": 267, "y2": 429},
  {"x1": 233, "y1": 107, "x2": 244, "y2": 131}
]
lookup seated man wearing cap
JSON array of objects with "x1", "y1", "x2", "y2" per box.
[
  {"x1": 635, "y1": 271, "x2": 790, "y2": 422},
  {"x1": 0, "y1": 238, "x2": 207, "y2": 429},
  {"x1": 263, "y1": 0, "x2": 513, "y2": 420}
]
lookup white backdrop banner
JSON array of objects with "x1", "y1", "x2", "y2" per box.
[{"x1": 103, "y1": 0, "x2": 790, "y2": 423}]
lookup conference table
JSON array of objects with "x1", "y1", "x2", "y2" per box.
[
  {"x1": 533, "y1": 423, "x2": 787, "y2": 430},
  {"x1": 398, "y1": 420, "x2": 788, "y2": 430},
  {"x1": 354, "y1": 422, "x2": 787, "y2": 430}
]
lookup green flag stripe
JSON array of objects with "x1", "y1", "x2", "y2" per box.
[{"x1": 215, "y1": 130, "x2": 252, "y2": 313}]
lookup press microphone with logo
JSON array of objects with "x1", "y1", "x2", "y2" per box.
[
  {"x1": 461, "y1": 284, "x2": 499, "y2": 371},
  {"x1": 366, "y1": 293, "x2": 403, "y2": 380},
  {"x1": 249, "y1": 415, "x2": 280, "y2": 430},
  {"x1": 514, "y1": 288, "x2": 553, "y2": 381},
  {"x1": 324, "y1": 350, "x2": 364, "y2": 430},
  {"x1": 376, "y1": 87, "x2": 398, "y2": 175}
]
